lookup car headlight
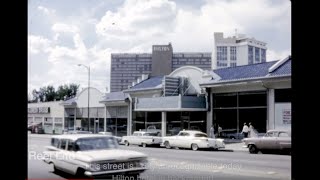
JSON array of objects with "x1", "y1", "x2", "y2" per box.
[{"x1": 87, "y1": 163, "x2": 101, "y2": 172}]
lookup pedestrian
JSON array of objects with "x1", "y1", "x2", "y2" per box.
[
  {"x1": 248, "y1": 122, "x2": 253, "y2": 137},
  {"x1": 241, "y1": 123, "x2": 249, "y2": 138},
  {"x1": 218, "y1": 125, "x2": 222, "y2": 137},
  {"x1": 210, "y1": 125, "x2": 215, "y2": 138}
]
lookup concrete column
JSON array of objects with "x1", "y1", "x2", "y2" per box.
[
  {"x1": 104, "y1": 105, "x2": 107, "y2": 132},
  {"x1": 267, "y1": 89, "x2": 275, "y2": 130},
  {"x1": 161, "y1": 112, "x2": 167, "y2": 137},
  {"x1": 74, "y1": 108, "x2": 76, "y2": 130},
  {"x1": 127, "y1": 103, "x2": 132, "y2": 135},
  {"x1": 62, "y1": 108, "x2": 65, "y2": 132},
  {"x1": 206, "y1": 92, "x2": 213, "y2": 134},
  {"x1": 42, "y1": 117, "x2": 45, "y2": 127},
  {"x1": 52, "y1": 117, "x2": 55, "y2": 134}
]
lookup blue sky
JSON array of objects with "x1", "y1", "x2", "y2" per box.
[{"x1": 28, "y1": 0, "x2": 291, "y2": 96}]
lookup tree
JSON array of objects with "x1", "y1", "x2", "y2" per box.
[{"x1": 30, "y1": 83, "x2": 80, "y2": 102}]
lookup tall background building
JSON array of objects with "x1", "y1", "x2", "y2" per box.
[
  {"x1": 212, "y1": 32, "x2": 267, "y2": 69},
  {"x1": 110, "y1": 43, "x2": 211, "y2": 92}
]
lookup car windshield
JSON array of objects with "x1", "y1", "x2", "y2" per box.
[
  {"x1": 194, "y1": 133, "x2": 208, "y2": 138},
  {"x1": 75, "y1": 137, "x2": 118, "y2": 151}
]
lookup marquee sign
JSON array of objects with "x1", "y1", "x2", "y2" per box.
[{"x1": 28, "y1": 107, "x2": 50, "y2": 114}]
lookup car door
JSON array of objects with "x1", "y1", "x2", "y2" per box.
[
  {"x1": 176, "y1": 132, "x2": 188, "y2": 147},
  {"x1": 277, "y1": 131, "x2": 291, "y2": 150},
  {"x1": 170, "y1": 132, "x2": 181, "y2": 147},
  {"x1": 62, "y1": 139, "x2": 78, "y2": 175},
  {"x1": 132, "y1": 132, "x2": 140, "y2": 145},
  {"x1": 261, "y1": 131, "x2": 278, "y2": 149},
  {"x1": 54, "y1": 139, "x2": 68, "y2": 170}
]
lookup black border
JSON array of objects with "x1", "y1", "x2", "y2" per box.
[
  {"x1": 292, "y1": 0, "x2": 317, "y2": 179},
  {"x1": 2, "y1": 0, "x2": 27, "y2": 179}
]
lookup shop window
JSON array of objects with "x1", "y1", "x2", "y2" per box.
[
  {"x1": 275, "y1": 89, "x2": 292, "y2": 103},
  {"x1": 213, "y1": 93, "x2": 237, "y2": 108},
  {"x1": 238, "y1": 91, "x2": 267, "y2": 107}
]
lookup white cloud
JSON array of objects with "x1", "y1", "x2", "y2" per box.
[
  {"x1": 28, "y1": 0, "x2": 291, "y2": 95},
  {"x1": 267, "y1": 49, "x2": 291, "y2": 61},
  {"x1": 52, "y1": 23, "x2": 80, "y2": 33},
  {"x1": 48, "y1": 33, "x2": 88, "y2": 62},
  {"x1": 38, "y1": 6, "x2": 56, "y2": 16},
  {"x1": 28, "y1": 35, "x2": 51, "y2": 54},
  {"x1": 96, "y1": 0, "x2": 177, "y2": 41}
]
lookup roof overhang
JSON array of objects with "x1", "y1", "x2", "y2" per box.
[
  {"x1": 200, "y1": 75, "x2": 291, "y2": 88},
  {"x1": 123, "y1": 87, "x2": 163, "y2": 93}
]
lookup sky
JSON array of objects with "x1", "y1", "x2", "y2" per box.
[{"x1": 28, "y1": 0, "x2": 291, "y2": 96}]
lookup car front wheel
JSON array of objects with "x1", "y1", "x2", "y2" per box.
[
  {"x1": 124, "y1": 140, "x2": 129, "y2": 146},
  {"x1": 191, "y1": 143, "x2": 199, "y2": 151},
  {"x1": 248, "y1": 144, "x2": 258, "y2": 154},
  {"x1": 142, "y1": 143, "x2": 147, "y2": 148}
]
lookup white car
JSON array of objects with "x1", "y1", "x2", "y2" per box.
[
  {"x1": 121, "y1": 131, "x2": 163, "y2": 147},
  {"x1": 42, "y1": 134, "x2": 148, "y2": 178},
  {"x1": 162, "y1": 130, "x2": 225, "y2": 151},
  {"x1": 98, "y1": 131, "x2": 122, "y2": 143}
]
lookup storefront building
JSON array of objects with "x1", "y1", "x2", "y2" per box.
[
  {"x1": 28, "y1": 101, "x2": 65, "y2": 134},
  {"x1": 60, "y1": 87, "x2": 105, "y2": 133},
  {"x1": 102, "y1": 66, "x2": 213, "y2": 136},
  {"x1": 201, "y1": 56, "x2": 291, "y2": 134}
]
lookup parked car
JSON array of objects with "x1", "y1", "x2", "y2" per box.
[
  {"x1": 242, "y1": 129, "x2": 291, "y2": 154},
  {"x1": 98, "y1": 131, "x2": 122, "y2": 143},
  {"x1": 67, "y1": 130, "x2": 93, "y2": 134},
  {"x1": 121, "y1": 131, "x2": 163, "y2": 147},
  {"x1": 168, "y1": 127, "x2": 182, "y2": 136},
  {"x1": 220, "y1": 129, "x2": 244, "y2": 139},
  {"x1": 28, "y1": 123, "x2": 45, "y2": 134},
  {"x1": 162, "y1": 130, "x2": 225, "y2": 151},
  {"x1": 42, "y1": 134, "x2": 148, "y2": 178},
  {"x1": 141, "y1": 125, "x2": 161, "y2": 135}
]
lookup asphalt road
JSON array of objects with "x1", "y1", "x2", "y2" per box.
[{"x1": 28, "y1": 135, "x2": 291, "y2": 180}]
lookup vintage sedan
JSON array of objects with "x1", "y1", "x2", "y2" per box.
[
  {"x1": 243, "y1": 129, "x2": 291, "y2": 154},
  {"x1": 162, "y1": 130, "x2": 225, "y2": 151},
  {"x1": 42, "y1": 134, "x2": 148, "y2": 178},
  {"x1": 121, "y1": 131, "x2": 162, "y2": 147}
]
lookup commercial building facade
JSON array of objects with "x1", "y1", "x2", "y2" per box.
[
  {"x1": 28, "y1": 101, "x2": 65, "y2": 134},
  {"x1": 110, "y1": 43, "x2": 212, "y2": 92},
  {"x1": 212, "y1": 32, "x2": 267, "y2": 69}
]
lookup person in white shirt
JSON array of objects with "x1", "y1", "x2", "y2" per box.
[
  {"x1": 241, "y1": 123, "x2": 249, "y2": 138},
  {"x1": 248, "y1": 122, "x2": 258, "y2": 138},
  {"x1": 209, "y1": 125, "x2": 215, "y2": 138}
]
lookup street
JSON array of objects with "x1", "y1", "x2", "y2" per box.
[{"x1": 28, "y1": 135, "x2": 291, "y2": 180}]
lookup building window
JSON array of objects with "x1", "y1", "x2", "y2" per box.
[
  {"x1": 230, "y1": 46, "x2": 237, "y2": 61},
  {"x1": 261, "y1": 49, "x2": 266, "y2": 63},
  {"x1": 217, "y1": 46, "x2": 227, "y2": 68},
  {"x1": 255, "y1": 47, "x2": 260, "y2": 63},
  {"x1": 248, "y1": 46, "x2": 254, "y2": 64},
  {"x1": 230, "y1": 62, "x2": 237, "y2": 67}
]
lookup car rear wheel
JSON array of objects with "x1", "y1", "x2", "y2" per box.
[
  {"x1": 124, "y1": 140, "x2": 129, "y2": 146},
  {"x1": 191, "y1": 143, "x2": 199, "y2": 151},
  {"x1": 164, "y1": 141, "x2": 171, "y2": 149},
  {"x1": 249, "y1": 144, "x2": 258, "y2": 154},
  {"x1": 142, "y1": 143, "x2": 147, "y2": 148}
]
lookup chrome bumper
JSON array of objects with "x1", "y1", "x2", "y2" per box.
[{"x1": 84, "y1": 167, "x2": 147, "y2": 176}]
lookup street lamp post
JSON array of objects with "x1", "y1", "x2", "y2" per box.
[{"x1": 78, "y1": 64, "x2": 91, "y2": 133}]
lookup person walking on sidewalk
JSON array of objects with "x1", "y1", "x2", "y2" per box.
[
  {"x1": 241, "y1": 123, "x2": 249, "y2": 138},
  {"x1": 210, "y1": 125, "x2": 215, "y2": 138}
]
